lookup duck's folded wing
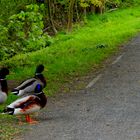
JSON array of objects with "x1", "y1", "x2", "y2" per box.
[
  {"x1": 7, "y1": 95, "x2": 37, "y2": 109},
  {"x1": 16, "y1": 78, "x2": 36, "y2": 89},
  {"x1": 11, "y1": 78, "x2": 37, "y2": 96},
  {"x1": 5, "y1": 95, "x2": 41, "y2": 115},
  {"x1": 14, "y1": 96, "x2": 41, "y2": 115}
]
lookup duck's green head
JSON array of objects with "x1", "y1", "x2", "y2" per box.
[
  {"x1": 0, "y1": 68, "x2": 9, "y2": 79},
  {"x1": 35, "y1": 64, "x2": 44, "y2": 74}
]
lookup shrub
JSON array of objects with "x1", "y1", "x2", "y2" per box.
[{"x1": 0, "y1": 4, "x2": 51, "y2": 60}]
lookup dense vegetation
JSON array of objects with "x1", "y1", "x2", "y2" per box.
[
  {"x1": 2, "y1": 6, "x2": 140, "y2": 95},
  {"x1": 0, "y1": 0, "x2": 140, "y2": 60},
  {"x1": 0, "y1": 1, "x2": 140, "y2": 139},
  {"x1": 0, "y1": 0, "x2": 139, "y2": 98}
]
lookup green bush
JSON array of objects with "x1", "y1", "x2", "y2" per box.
[
  {"x1": 106, "y1": 0, "x2": 140, "y2": 9},
  {"x1": 0, "y1": 4, "x2": 51, "y2": 60}
]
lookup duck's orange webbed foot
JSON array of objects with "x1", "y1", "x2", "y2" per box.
[{"x1": 25, "y1": 115, "x2": 38, "y2": 124}]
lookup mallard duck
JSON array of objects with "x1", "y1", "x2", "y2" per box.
[
  {"x1": 11, "y1": 64, "x2": 46, "y2": 97},
  {"x1": 3, "y1": 84, "x2": 47, "y2": 124},
  {"x1": 0, "y1": 68, "x2": 9, "y2": 104}
]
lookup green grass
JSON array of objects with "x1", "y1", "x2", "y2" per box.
[
  {"x1": 0, "y1": 114, "x2": 21, "y2": 140},
  {"x1": 0, "y1": 6, "x2": 140, "y2": 139}
]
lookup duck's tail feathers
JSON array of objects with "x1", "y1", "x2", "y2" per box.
[
  {"x1": 11, "y1": 89, "x2": 19, "y2": 95},
  {"x1": 2, "y1": 107, "x2": 14, "y2": 115}
]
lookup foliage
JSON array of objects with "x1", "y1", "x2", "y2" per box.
[
  {"x1": 0, "y1": 0, "x2": 139, "y2": 61},
  {"x1": 0, "y1": 0, "x2": 139, "y2": 35},
  {"x1": 0, "y1": 4, "x2": 50, "y2": 60},
  {"x1": 0, "y1": 24, "x2": 9, "y2": 60},
  {"x1": 105, "y1": 0, "x2": 121, "y2": 9},
  {"x1": 106, "y1": 0, "x2": 140, "y2": 8},
  {"x1": 80, "y1": 0, "x2": 103, "y2": 8},
  {"x1": 2, "y1": 6, "x2": 140, "y2": 95},
  {"x1": 121, "y1": 0, "x2": 140, "y2": 7},
  {"x1": 0, "y1": 0, "x2": 36, "y2": 22}
]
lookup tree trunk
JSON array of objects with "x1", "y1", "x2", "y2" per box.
[
  {"x1": 90, "y1": 5, "x2": 95, "y2": 14},
  {"x1": 75, "y1": 0, "x2": 80, "y2": 22},
  {"x1": 67, "y1": 0, "x2": 75, "y2": 32},
  {"x1": 83, "y1": 7, "x2": 87, "y2": 18},
  {"x1": 46, "y1": 0, "x2": 57, "y2": 34}
]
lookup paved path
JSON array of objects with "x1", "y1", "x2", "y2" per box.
[{"x1": 22, "y1": 35, "x2": 140, "y2": 140}]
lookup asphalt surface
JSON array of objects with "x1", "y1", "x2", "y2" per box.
[{"x1": 21, "y1": 34, "x2": 140, "y2": 140}]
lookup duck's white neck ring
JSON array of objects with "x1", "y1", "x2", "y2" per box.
[
  {"x1": 35, "y1": 73, "x2": 42, "y2": 75},
  {"x1": 34, "y1": 91, "x2": 43, "y2": 95}
]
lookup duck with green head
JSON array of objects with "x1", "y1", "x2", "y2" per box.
[{"x1": 11, "y1": 64, "x2": 46, "y2": 97}]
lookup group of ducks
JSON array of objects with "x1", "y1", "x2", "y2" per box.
[{"x1": 0, "y1": 64, "x2": 47, "y2": 124}]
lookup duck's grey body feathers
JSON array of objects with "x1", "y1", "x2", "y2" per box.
[
  {"x1": 0, "y1": 91, "x2": 7, "y2": 104},
  {"x1": 12, "y1": 65, "x2": 46, "y2": 97},
  {"x1": 13, "y1": 78, "x2": 45, "y2": 96},
  {"x1": 0, "y1": 77, "x2": 9, "y2": 104}
]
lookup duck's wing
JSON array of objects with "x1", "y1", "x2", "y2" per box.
[
  {"x1": 11, "y1": 78, "x2": 38, "y2": 96},
  {"x1": 6, "y1": 95, "x2": 41, "y2": 115},
  {"x1": 16, "y1": 78, "x2": 36, "y2": 89}
]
